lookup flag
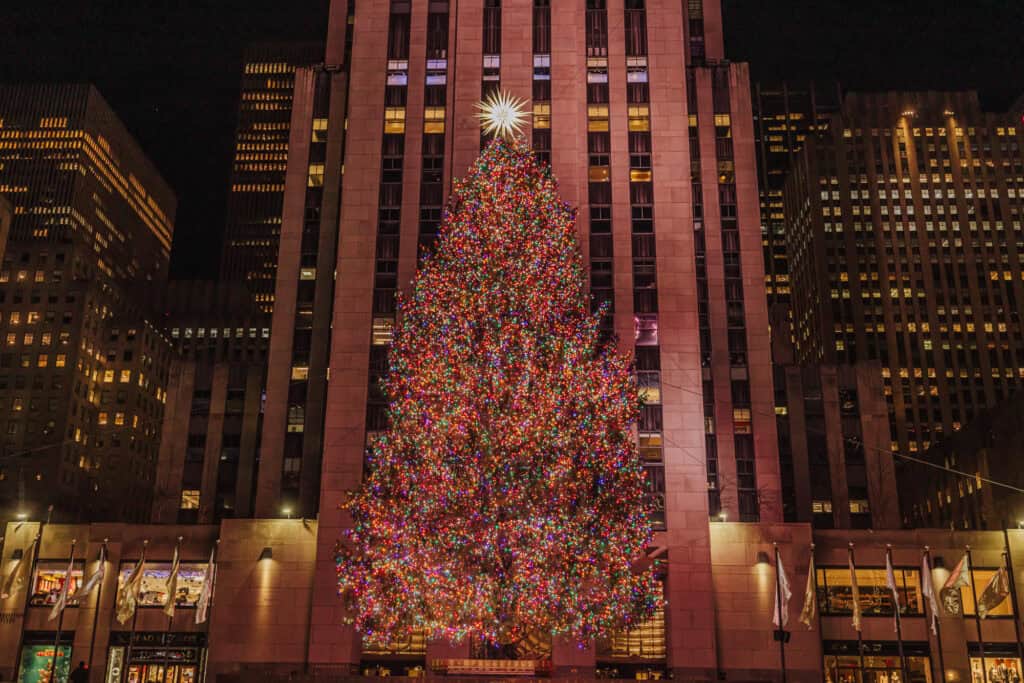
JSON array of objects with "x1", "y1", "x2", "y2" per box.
[
  {"x1": 195, "y1": 545, "x2": 216, "y2": 625},
  {"x1": 70, "y1": 546, "x2": 106, "y2": 602},
  {"x1": 921, "y1": 553, "x2": 940, "y2": 634},
  {"x1": 47, "y1": 550, "x2": 76, "y2": 621},
  {"x1": 885, "y1": 552, "x2": 900, "y2": 633},
  {"x1": 977, "y1": 565, "x2": 1011, "y2": 619},
  {"x1": 798, "y1": 552, "x2": 816, "y2": 629},
  {"x1": 1, "y1": 537, "x2": 37, "y2": 599},
  {"x1": 940, "y1": 553, "x2": 971, "y2": 616},
  {"x1": 163, "y1": 546, "x2": 181, "y2": 619},
  {"x1": 772, "y1": 552, "x2": 792, "y2": 629},
  {"x1": 116, "y1": 555, "x2": 146, "y2": 624},
  {"x1": 849, "y1": 553, "x2": 862, "y2": 632}
]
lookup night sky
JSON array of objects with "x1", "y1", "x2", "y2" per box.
[{"x1": 0, "y1": 0, "x2": 1021, "y2": 278}]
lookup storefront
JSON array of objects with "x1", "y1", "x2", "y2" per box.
[
  {"x1": 105, "y1": 633, "x2": 206, "y2": 683},
  {"x1": 968, "y1": 644, "x2": 1023, "y2": 683},
  {"x1": 824, "y1": 641, "x2": 931, "y2": 683},
  {"x1": 18, "y1": 633, "x2": 73, "y2": 683}
]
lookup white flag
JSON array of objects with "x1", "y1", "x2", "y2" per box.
[
  {"x1": 70, "y1": 546, "x2": 106, "y2": 603},
  {"x1": 772, "y1": 552, "x2": 792, "y2": 629},
  {"x1": 163, "y1": 546, "x2": 181, "y2": 619},
  {"x1": 195, "y1": 545, "x2": 216, "y2": 625},
  {"x1": 885, "y1": 552, "x2": 900, "y2": 633},
  {"x1": 1, "y1": 537, "x2": 37, "y2": 599},
  {"x1": 849, "y1": 554, "x2": 862, "y2": 632},
  {"x1": 921, "y1": 553, "x2": 940, "y2": 634},
  {"x1": 798, "y1": 552, "x2": 816, "y2": 629},
  {"x1": 47, "y1": 551, "x2": 76, "y2": 621},
  {"x1": 116, "y1": 555, "x2": 145, "y2": 624}
]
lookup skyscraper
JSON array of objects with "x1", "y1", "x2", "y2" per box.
[
  {"x1": 259, "y1": 1, "x2": 778, "y2": 676},
  {"x1": 0, "y1": 84, "x2": 178, "y2": 521},
  {"x1": 786, "y1": 91, "x2": 1024, "y2": 458},
  {"x1": 219, "y1": 43, "x2": 324, "y2": 313},
  {"x1": 752, "y1": 81, "x2": 841, "y2": 312}
]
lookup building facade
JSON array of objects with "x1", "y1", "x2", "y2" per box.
[
  {"x1": 0, "y1": 194, "x2": 11, "y2": 262},
  {"x1": 219, "y1": 43, "x2": 324, "y2": 314},
  {"x1": 902, "y1": 390, "x2": 1024, "y2": 531},
  {"x1": 752, "y1": 81, "x2": 841, "y2": 314},
  {"x1": 0, "y1": 85, "x2": 177, "y2": 523},
  {"x1": 786, "y1": 91, "x2": 1024, "y2": 459},
  {"x1": 251, "y1": 0, "x2": 780, "y2": 677},
  {"x1": 150, "y1": 281, "x2": 270, "y2": 525},
  {"x1": 5, "y1": 520, "x2": 1024, "y2": 683}
]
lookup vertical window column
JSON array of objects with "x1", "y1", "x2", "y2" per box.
[
  {"x1": 480, "y1": 0, "x2": 502, "y2": 148},
  {"x1": 585, "y1": 0, "x2": 612, "y2": 343},
  {"x1": 419, "y1": 3, "x2": 450, "y2": 259},
  {"x1": 531, "y1": 0, "x2": 551, "y2": 164}
]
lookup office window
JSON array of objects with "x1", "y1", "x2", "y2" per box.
[
  {"x1": 816, "y1": 567, "x2": 923, "y2": 615},
  {"x1": 180, "y1": 490, "x2": 200, "y2": 510}
]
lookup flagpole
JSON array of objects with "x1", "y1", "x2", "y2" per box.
[
  {"x1": 966, "y1": 545, "x2": 988, "y2": 683},
  {"x1": 924, "y1": 547, "x2": 947, "y2": 683},
  {"x1": 12, "y1": 505, "x2": 52, "y2": 680},
  {"x1": 124, "y1": 539, "x2": 148, "y2": 683},
  {"x1": 848, "y1": 543, "x2": 865, "y2": 676},
  {"x1": 886, "y1": 545, "x2": 908, "y2": 683},
  {"x1": 200, "y1": 538, "x2": 220, "y2": 683},
  {"x1": 50, "y1": 539, "x2": 76, "y2": 680},
  {"x1": 161, "y1": 537, "x2": 182, "y2": 683},
  {"x1": 86, "y1": 539, "x2": 109, "y2": 677},
  {"x1": 773, "y1": 543, "x2": 787, "y2": 683},
  {"x1": 1002, "y1": 527, "x2": 1024, "y2": 663},
  {"x1": 807, "y1": 543, "x2": 826, "y2": 683}
]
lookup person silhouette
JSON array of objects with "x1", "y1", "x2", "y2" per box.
[{"x1": 69, "y1": 661, "x2": 89, "y2": 683}]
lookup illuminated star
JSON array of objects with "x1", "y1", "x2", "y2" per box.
[{"x1": 475, "y1": 90, "x2": 529, "y2": 140}]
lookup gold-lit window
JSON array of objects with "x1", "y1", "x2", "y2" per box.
[
  {"x1": 630, "y1": 169, "x2": 653, "y2": 182},
  {"x1": 37, "y1": 354, "x2": 47, "y2": 368},
  {"x1": 424, "y1": 107, "x2": 446, "y2": 134},
  {"x1": 291, "y1": 366, "x2": 309, "y2": 381},
  {"x1": 372, "y1": 317, "x2": 395, "y2": 346},
  {"x1": 98, "y1": 412, "x2": 108, "y2": 426},
  {"x1": 384, "y1": 107, "x2": 406, "y2": 134},
  {"x1": 599, "y1": 578, "x2": 665, "y2": 659},
  {"x1": 532, "y1": 103, "x2": 551, "y2": 130},
  {"x1": 300, "y1": 268, "x2": 316, "y2": 280},
  {"x1": 962, "y1": 569, "x2": 1014, "y2": 617},
  {"x1": 307, "y1": 163, "x2": 325, "y2": 188},
  {"x1": 119, "y1": 370, "x2": 131, "y2": 383},
  {"x1": 816, "y1": 567, "x2": 923, "y2": 616},
  {"x1": 180, "y1": 490, "x2": 200, "y2": 510},
  {"x1": 114, "y1": 412, "x2": 125, "y2": 426},
  {"x1": 311, "y1": 118, "x2": 328, "y2": 143},
  {"x1": 589, "y1": 166, "x2": 610, "y2": 182},
  {"x1": 587, "y1": 105, "x2": 609, "y2": 132},
  {"x1": 103, "y1": 370, "x2": 114, "y2": 383},
  {"x1": 5, "y1": 333, "x2": 15, "y2": 346},
  {"x1": 55, "y1": 354, "x2": 66, "y2": 368},
  {"x1": 628, "y1": 105, "x2": 650, "y2": 132}
]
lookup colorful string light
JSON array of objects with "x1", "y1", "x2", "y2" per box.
[{"x1": 336, "y1": 137, "x2": 660, "y2": 649}]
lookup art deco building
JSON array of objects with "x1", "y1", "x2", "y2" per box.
[
  {"x1": 150, "y1": 280, "x2": 270, "y2": 524},
  {"x1": 786, "y1": 91, "x2": 1024, "y2": 459},
  {"x1": 219, "y1": 43, "x2": 324, "y2": 313},
  {"x1": 256, "y1": 0, "x2": 779, "y2": 677},
  {"x1": 0, "y1": 84, "x2": 177, "y2": 522},
  {"x1": 752, "y1": 81, "x2": 841, "y2": 312}
]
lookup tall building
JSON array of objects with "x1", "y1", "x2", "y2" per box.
[
  {"x1": 257, "y1": 0, "x2": 778, "y2": 677},
  {"x1": 0, "y1": 194, "x2": 11, "y2": 261},
  {"x1": 151, "y1": 281, "x2": 270, "y2": 524},
  {"x1": 752, "y1": 81, "x2": 841, "y2": 312},
  {"x1": 219, "y1": 43, "x2": 324, "y2": 314},
  {"x1": 786, "y1": 91, "x2": 1024, "y2": 460},
  {"x1": 0, "y1": 84, "x2": 177, "y2": 522}
]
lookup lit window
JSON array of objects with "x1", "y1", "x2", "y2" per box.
[
  {"x1": 55, "y1": 354, "x2": 66, "y2": 368},
  {"x1": 300, "y1": 268, "x2": 316, "y2": 280},
  {"x1": 424, "y1": 107, "x2": 446, "y2": 134},
  {"x1": 36, "y1": 354, "x2": 47, "y2": 368},
  {"x1": 311, "y1": 118, "x2": 328, "y2": 142},
  {"x1": 114, "y1": 412, "x2": 125, "y2": 426},
  {"x1": 307, "y1": 163, "x2": 325, "y2": 188},
  {"x1": 384, "y1": 107, "x2": 406, "y2": 134},
  {"x1": 291, "y1": 366, "x2": 309, "y2": 381},
  {"x1": 180, "y1": 490, "x2": 200, "y2": 510},
  {"x1": 103, "y1": 370, "x2": 114, "y2": 383},
  {"x1": 628, "y1": 105, "x2": 650, "y2": 132},
  {"x1": 98, "y1": 412, "x2": 108, "y2": 425},
  {"x1": 532, "y1": 103, "x2": 550, "y2": 130},
  {"x1": 119, "y1": 370, "x2": 131, "y2": 383},
  {"x1": 587, "y1": 105, "x2": 609, "y2": 132}
]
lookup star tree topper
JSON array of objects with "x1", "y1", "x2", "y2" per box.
[{"x1": 475, "y1": 90, "x2": 528, "y2": 139}]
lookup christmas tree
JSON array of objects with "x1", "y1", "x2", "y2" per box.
[{"x1": 337, "y1": 135, "x2": 660, "y2": 649}]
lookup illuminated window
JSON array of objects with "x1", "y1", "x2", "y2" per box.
[
  {"x1": 628, "y1": 105, "x2": 650, "y2": 132},
  {"x1": 36, "y1": 354, "x2": 47, "y2": 368},
  {"x1": 587, "y1": 105, "x2": 609, "y2": 132},
  {"x1": 120, "y1": 370, "x2": 131, "y2": 383},
  {"x1": 5, "y1": 333, "x2": 14, "y2": 346},
  {"x1": 961, "y1": 569, "x2": 1014, "y2": 617},
  {"x1": 599, "y1": 577, "x2": 665, "y2": 659},
  {"x1": 114, "y1": 412, "x2": 125, "y2": 426},
  {"x1": 103, "y1": 370, "x2": 115, "y2": 383},
  {"x1": 311, "y1": 118, "x2": 328, "y2": 142},
  {"x1": 291, "y1": 366, "x2": 309, "y2": 381},
  {"x1": 55, "y1": 354, "x2": 66, "y2": 368},
  {"x1": 384, "y1": 107, "x2": 406, "y2": 134},
  {"x1": 372, "y1": 318, "x2": 395, "y2": 346},
  {"x1": 307, "y1": 163, "x2": 325, "y2": 188},
  {"x1": 98, "y1": 412, "x2": 108, "y2": 425},
  {"x1": 816, "y1": 567, "x2": 923, "y2": 616},
  {"x1": 180, "y1": 490, "x2": 200, "y2": 510},
  {"x1": 532, "y1": 103, "x2": 550, "y2": 130},
  {"x1": 424, "y1": 107, "x2": 446, "y2": 134}
]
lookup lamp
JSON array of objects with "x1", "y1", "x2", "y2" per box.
[
  {"x1": 15, "y1": 511, "x2": 27, "y2": 521},
  {"x1": 259, "y1": 546, "x2": 273, "y2": 562},
  {"x1": 281, "y1": 506, "x2": 293, "y2": 519},
  {"x1": 756, "y1": 551, "x2": 771, "y2": 565}
]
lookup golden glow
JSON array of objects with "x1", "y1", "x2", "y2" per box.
[{"x1": 475, "y1": 90, "x2": 528, "y2": 139}]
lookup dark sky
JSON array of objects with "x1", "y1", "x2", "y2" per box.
[{"x1": 1, "y1": 1, "x2": 1021, "y2": 278}]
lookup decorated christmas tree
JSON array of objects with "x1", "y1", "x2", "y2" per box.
[{"x1": 336, "y1": 132, "x2": 660, "y2": 649}]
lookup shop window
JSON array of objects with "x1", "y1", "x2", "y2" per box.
[
  {"x1": 19, "y1": 644, "x2": 72, "y2": 683},
  {"x1": 963, "y1": 569, "x2": 1015, "y2": 617},
  {"x1": 362, "y1": 627, "x2": 427, "y2": 657},
  {"x1": 968, "y1": 648, "x2": 1021, "y2": 683},
  {"x1": 824, "y1": 652, "x2": 931, "y2": 683},
  {"x1": 817, "y1": 567, "x2": 923, "y2": 616},
  {"x1": 117, "y1": 562, "x2": 209, "y2": 608},
  {"x1": 30, "y1": 561, "x2": 84, "y2": 606},
  {"x1": 598, "y1": 577, "x2": 666, "y2": 660}
]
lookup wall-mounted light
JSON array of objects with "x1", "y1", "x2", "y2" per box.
[
  {"x1": 259, "y1": 546, "x2": 273, "y2": 562},
  {"x1": 717, "y1": 512, "x2": 727, "y2": 523},
  {"x1": 281, "y1": 507, "x2": 293, "y2": 519},
  {"x1": 756, "y1": 551, "x2": 771, "y2": 565},
  {"x1": 15, "y1": 511, "x2": 27, "y2": 521}
]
